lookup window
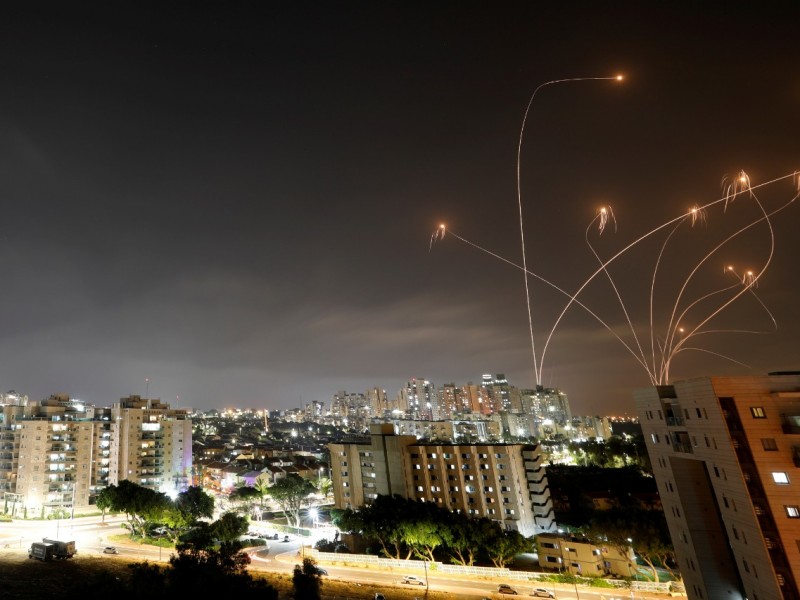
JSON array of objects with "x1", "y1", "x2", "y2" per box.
[
  {"x1": 786, "y1": 505, "x2": 800, "y2": 518},
  {"x1": 773, "y1": 472, "x2": 790, "y2": 485},
  {"x1": 761, "y1": 438, "x2": 778, "y2": 451},
  {"x1": 751, "y1": 407, "x2": 766, "y2": 418}
]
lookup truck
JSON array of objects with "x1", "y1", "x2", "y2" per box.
[
  {"x1": 28, "y1": 542, "x2": 56, "y2": 561},
  {"x1": 41, "y1": 538, "x2": 77, "y2": 559}
]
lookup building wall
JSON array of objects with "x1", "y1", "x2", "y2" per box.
[
  {"x1": 536, "y1": 533, "x2": 635, "y2": 578},
  {"x1": 635, "y1": 374, "x2": 800, "y2": 600}
]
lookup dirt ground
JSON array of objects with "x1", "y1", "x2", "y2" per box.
[{"x1": 0, "y1": 547, "x2": 458, "y2": 600}]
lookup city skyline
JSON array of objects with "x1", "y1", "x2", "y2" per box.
[{"x1": 0, "y1": 3, "x2": 798, "y2": 414}]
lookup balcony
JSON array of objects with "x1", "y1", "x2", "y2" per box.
[
  {"x1": 782, "y1": 414, "x2": 800, "y2": 434},
  {"x1": 672, "y1": 441, "x2": 693, "y2": 454}
]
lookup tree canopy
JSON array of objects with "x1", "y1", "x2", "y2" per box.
[{"x1": 268, "y1": 474, "x2": 316, "y2": 528}]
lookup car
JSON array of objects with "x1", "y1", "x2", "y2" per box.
[
  {"x1": 315, "y1": 567, "x2": 328, "y2": 576},
  {"x1": 102, "y1": 546, "x2": 118, "y2": 554},
  {"x1": 374, "y1": 594, "x2": 386, "y2": 600},
  {"x1": 497, "y1": 584, "x2": 518, "y2": 595},
  {"x1": 532, "y1": 589, "x2": 556, "y2": 598},
  {"x1": 283, "y1": 535, "x2": 291, "y2": 542},
  {"x1": 401, "y1": 575, "x2": 425, "y2": 586}
]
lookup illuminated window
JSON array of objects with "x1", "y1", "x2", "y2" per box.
[
  {"x1": 772, "y1": 472, "x2": 790, "y2": 485},
  {"x1": 751, "y1": 407, "x2": 766, "y2": 418},
  {"x1": 786, "y1": 506, "x2": 800, "y2": 518}
]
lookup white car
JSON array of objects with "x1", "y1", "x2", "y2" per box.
[
  {"x1": 532, "y1": 588, "x2": 556, "y2": 598},
  {"x1": 401, "y1": 575, "x2": 425, "y2": 586}
]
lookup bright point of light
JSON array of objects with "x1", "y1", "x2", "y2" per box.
[{"x1": 616, "y1": 75, "x2": 623, "y2": 81}]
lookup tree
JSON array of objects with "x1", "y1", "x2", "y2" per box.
[
  {"x1": 229, "y1": 485, "x2": 261, "y2": 516},
  {"x1": 316, "y1": 476, "x2": 333, "y2": 500},
  {"x1": 95, "y1": 487, "x2": 113, "y2": 524},
  {"x1": 175, "y1": 485, "x2": 215, "y2": 522},
  {"x1": 268, "y1": 474, "x2": 315, "y2": 528},
  {"x1": 292, "y1": 557, "x2": 323, "y2": 600},
  {"x1": 104, "y1": 480, "x2": 172, "y2": 538},
  {"x1": 485, "y1": 529, "x2": 533, "y2": 568},
  {"x1": 253, "y1": 477, "x2": 271, "y2": 508},
  {"x1": 357, "y1": 494, "x2": 414, "y2": 559},
  {"x1": 212, "y1": 511, "x2": 249, "y2": 543},
  {"x1": 445, "y1": 514, "x2": 493, "y2": 566},
  {"x1": 399, "y1": 501, "x2": 445, "y2": 562}
]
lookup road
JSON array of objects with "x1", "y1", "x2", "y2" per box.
[{"x1": 0, "y1": 517, "x2": 667, "y2": 599}]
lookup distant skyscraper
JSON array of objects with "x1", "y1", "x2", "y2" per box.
[
  {"x1": 635, "y1": 373, "x2": 800, "y2": 600},
  {"x1": 366, "y1": 387, "x2": 389, "y2": 416},
  {"x1": 400, "y1": 378, "x2": 436, "y2": 420}
]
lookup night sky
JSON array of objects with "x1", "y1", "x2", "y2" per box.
[{"x1": 1, "y1": 2, "x2": 798, "y2": 415}]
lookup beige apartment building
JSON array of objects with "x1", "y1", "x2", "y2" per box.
[
  {"x1": 635, "y1": 373, "x2": 800, "y2": 600},
  {"x1": 109, "y1": 395, "x2": 192, "y2": 494},
  {"x1": 536, "y1": 532, "x2": 636, "y2": 578},
  {"x1": 328, "y1": 423, "x2": 556, "y2": 536},
  {"x1": 1, "y1": 394, "x2": 191, "y2": 518}
]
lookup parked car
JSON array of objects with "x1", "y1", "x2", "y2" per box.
[
  {"x1": 102, "y1": 546, "x2": 118, "y2": 554},
  {"x1": 532, "y1": 589, "x2": 556, "y2": 598},
  {"x1": 497, "y1": 584, "x2": 518, "y2": 595},
  {"x1": 283, "y1": 535, "x2": 291, "y2": 542},
  {"x1": 401, "y1": 575, "x2": 425, "y2": 586},
  {"x1": 315, "y1": 567, "x2": 328, "y2": 576}
]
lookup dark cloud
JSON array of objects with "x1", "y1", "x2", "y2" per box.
[{"x1": 0, "y1": 2, "x2": 798, "y2": 413}]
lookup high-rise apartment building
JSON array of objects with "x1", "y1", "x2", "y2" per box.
[
  {"x1": 0, "y1": 393, "x2": 191, "y2": 518},
  {"x1": 109, "y1": 395, "x2": 192, "y2": 495},
  {"x1": 328, "y1": 423, "x2": 556, "y2": 536},
  {"x1": 635, "y1": 373, "x2": 800, "y2": 600},
  {"x1": 400, "y1": 378, "x2": 436, "y2": 420}
]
